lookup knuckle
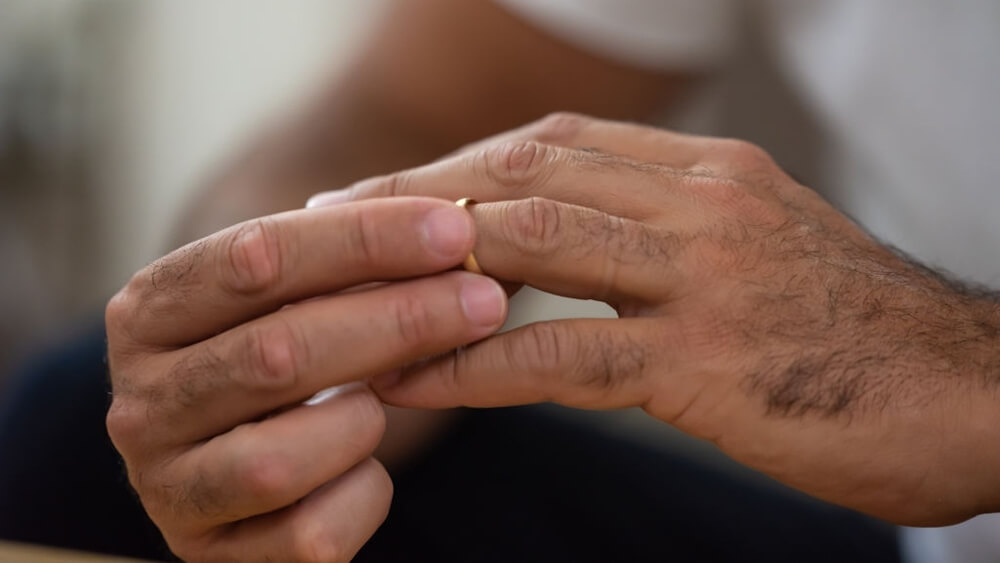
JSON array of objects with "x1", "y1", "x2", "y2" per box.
[
  {"x1": 479, "y1": 140, "x2": 553, "y2": 189},
  {"x1": 104, "y1": 286, "x2": 139, "y2": 345},
  {"x1": 381, "y1": 169, "x2": 411, "y2": 198},
  {"x1": 716, "y1": 138, "x2": 775, "y2": 171},
  {"x1": 106, "y1": 270, "x2": 161, "y2": 346},
  {"x1": 163, "y1": 346, "x2": 232, "y2": 413},
  {"x1": 442, "y1": 353, "x2": 465, "y2": 396},
  {"x1": 105, "y1": 398, "x2": 142, "y2": 452},
  {"x1": 290, "y1": 521, "x2": 344, "y2": 563},
  {"x1": 336, "y1": 391, "x2": 387, "y2": 457},
  {"x1": 516, "y1": 322, "x2": 576, "y2": 376},
  {"x1": 147, "y1": 239, "x2": 212, "y2": 297},
  {"x1": 243, "y1": 319, "x2": 304, "y2": 390},
  {"x1": 221, "y1": 217, "x2": 286, "y2": 295},
  {"x1": 107, "y1": 238, "x2": 213, "y2": 345},
  {"x1": 284, "y1": 459, "x2": 392, "y2": 563},
  {"x1": 387, "y1": 294, "x2": 435, "y2": 348},
  {"x1": 236, "y1": 450, "x2": 293, "y2": 506},
  {"x1": 532, "y1": 112, "x2": 589, "y2": 144},
  {"x1": 104, "y1": 287, "x2": 130, "y2": 331},
  {"x1": 351, "y1": 390, "x2": 388, "y2": 441},
  {"x1": 344, "y1": 205, "x2": 384, "y2": 266},
  {"x1": 503, "y1": 197, "x2": 563, "y2": 255},
  {"x1": 579, "y1": 332, "x2": 632, "y2": 392},
  {"x1": 703, "y1": 177, "x2": 751, "y2": 207}
]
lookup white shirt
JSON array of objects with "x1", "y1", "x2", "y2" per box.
[{"x1": 495, "y1": 1, "x2": 1000, "y2": 561}]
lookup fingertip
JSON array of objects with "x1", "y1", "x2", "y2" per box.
[{"x1": 458, "y1": 273, "x2": 508, "y2": 330}]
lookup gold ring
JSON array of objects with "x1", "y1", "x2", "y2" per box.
[{"x1": 455, "y1": 198, "x2": 484, "y2": 275}]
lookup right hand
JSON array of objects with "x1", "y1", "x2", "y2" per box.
[{"x1": 105, "y1": 197, "x2": 508, "y2": 561}]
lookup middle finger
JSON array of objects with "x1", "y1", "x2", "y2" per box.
[
  {"x1": 139, "y1": 271, "x2": 507, "y2": 445},
  {"x1": 328, "y1": 140, "x2": 694, "y2": 221}
]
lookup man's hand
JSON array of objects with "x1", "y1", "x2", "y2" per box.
[
  {"x1": 315, "y1": 113, "x2": 1000, "y2": 526},
  {"x1": 105, "y1": 198, "x2": 508, "y2": 561}
]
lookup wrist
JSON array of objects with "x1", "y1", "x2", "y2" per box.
[
  {"x1": 970, "y1": 296, "x2": 1000, "y2": 378},
  {"x1": 890, "y1": 266, "x2": 1000, "y2": 521},
  {"x1": 960, "y1": 297, "x2": 1000, "y2": 516},
  {"x1": 983, "y1": 300, "x2": 1000, "y2": 511}
]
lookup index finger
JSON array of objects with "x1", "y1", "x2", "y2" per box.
[{"x1": 106, "y1": 197, "x2": 475, "y2": 348}]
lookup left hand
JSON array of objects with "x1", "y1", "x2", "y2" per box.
[{"x1": 309, "y1": 113, "x2": 1000, "y2": 526}]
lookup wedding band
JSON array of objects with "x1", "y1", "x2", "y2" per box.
[{"x1": 455, "y1": 198, "x2": 484, "y2": 275}]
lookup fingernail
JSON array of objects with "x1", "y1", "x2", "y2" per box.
[
  {"x1": 306, "y1": 189, "x2": 350, "y2": 208},
  {"x1": 460, "y1": 275, "x2": 506, "y2": 328},
  {"x1": 304, "y1": 382, "x2": 368, "y2": 405},
  {"x1": 421, "y1": 206, "x2": 473, "y2": 258}
]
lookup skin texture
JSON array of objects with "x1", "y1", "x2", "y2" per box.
[
  {"x1": 312, "y1": 113, "x2": 1000, "y2": 527},
  {"x1": 110, "y1": 2, "x2": 686, "y2": 558},
  {"x1": 165, "y1": 0, "x2": 686, "y2": 483},
  {"x1": 106, "y1": 197, "x2": 510, "y2": 560}
]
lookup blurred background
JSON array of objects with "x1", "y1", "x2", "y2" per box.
[{"x1": 0, "y1": 0, "x2": 390, "y2": 376}]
